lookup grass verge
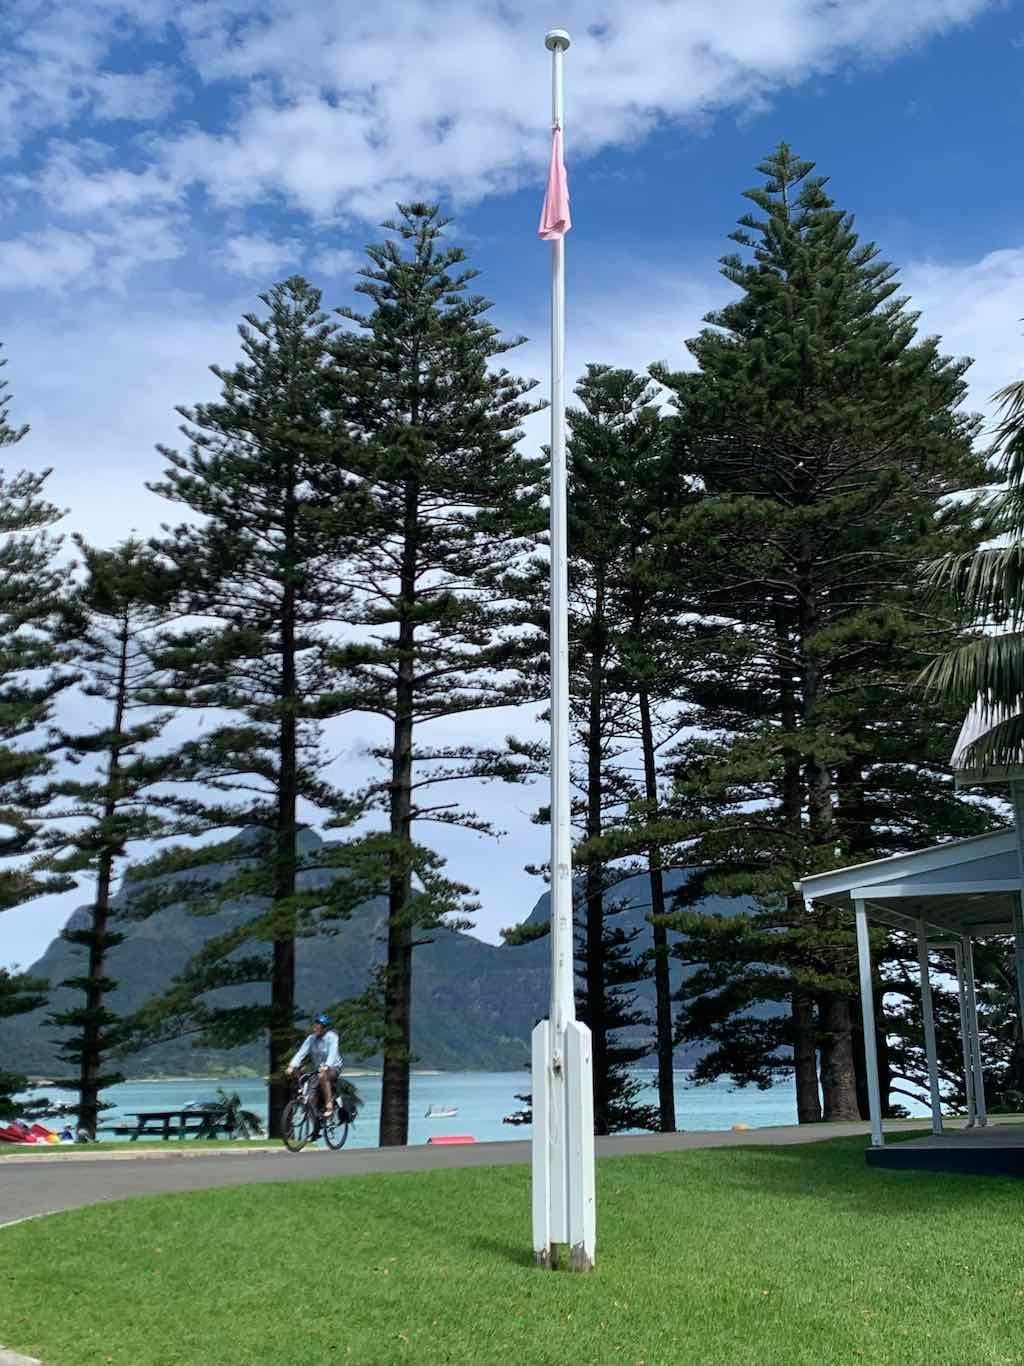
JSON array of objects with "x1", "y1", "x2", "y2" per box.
[
  {"x1": 0, "y1": 1138, "x2": 279, "y2": 1157},
  {"x1": 2, "y1": 1136, "x2": 1021, "y2": 1366}
]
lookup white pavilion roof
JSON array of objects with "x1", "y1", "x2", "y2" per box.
[
  {"x1": 795, "y1": 829, "x2": 1022, "y2": 939},
  {"x1": 951, "y1": 699, "x2": 1024, "y2": 786}
]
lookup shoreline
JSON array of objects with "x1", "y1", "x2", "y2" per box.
[{"x1": 26, "y1": 1068, "x2": 465, "y2": 1086}]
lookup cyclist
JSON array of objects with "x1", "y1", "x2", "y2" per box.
[{"x1": 287, "y1": 1012, "x2": 343, "y2": 1118}]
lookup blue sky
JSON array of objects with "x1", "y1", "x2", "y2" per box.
[{"x1": 3, "y1": 0, "x2": 1024, "y2": 969}]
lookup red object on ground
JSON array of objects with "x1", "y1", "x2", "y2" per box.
[
  {"x1": 0, "y1": 1126, "x2": 30, "y2": 1142},
  {"x1": 28, "y1": 1124, "x2": 54, "y2": 1139},
  {"x1": 426, "y1": 1135, "x2": 476, "y2": 1145}
]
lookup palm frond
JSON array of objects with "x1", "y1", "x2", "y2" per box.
[
  {"x1": 928, "y1": 543, "x2": 1024, "y2": 624},
  {"x1": 921, "y1": 631, "x2": 1024, "y2": 703},
  {"x1": 994, "y1": 376, "x2": 1024, "y2": 486}
]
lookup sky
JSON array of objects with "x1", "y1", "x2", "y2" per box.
[{"x1": 3, "y1": 0, "x2": 1024, "y2": 969}]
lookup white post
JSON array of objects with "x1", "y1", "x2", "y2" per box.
[
  {"x1": 961, "y1": 935, "x2": 987, "y2": 1127},
  {"x1": 854, "y1": 900, "x2": 884, "y2": 1148},
  {"x1": 916, "y1": 920, "x2": 943, "y2": 1136},
  {"x1": 531, "y1": 26, "x2": 595, "y2": 1272},
  {"x1": 952, "y1": 942, "x2": 977, "y2": 1128}
]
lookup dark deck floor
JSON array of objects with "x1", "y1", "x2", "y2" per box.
[{"x1": 867, "y1": 1124, "x2": 1024, "y2": 1177}]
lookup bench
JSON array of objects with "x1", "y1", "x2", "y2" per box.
[{"x1": 113, "y1": 1110, "x2": 223, "y2": 1141}]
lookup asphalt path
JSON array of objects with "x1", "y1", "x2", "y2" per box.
[{"x1": 0, "y1": 1121, "x2": 883, "y2": 1228}]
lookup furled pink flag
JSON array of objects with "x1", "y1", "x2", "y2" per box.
[{"x1": 538, "y1": 124, "x2": 571, "y2": 241}]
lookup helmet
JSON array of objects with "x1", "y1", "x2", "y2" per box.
[{"x1": 314, "y1": 1012, "x2": 330, "y2": 1027}]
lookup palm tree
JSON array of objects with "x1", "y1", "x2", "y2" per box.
[
  {"x1": 924, "y1": 367, "x2": 1024, "y2": 769},
  {"x1": 196, "y1": 1090, "x2": 263, "y2": 1140}
]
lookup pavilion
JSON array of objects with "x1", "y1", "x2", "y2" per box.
[{"x1": 794, "y1": 703, "x2": 1024, "y2": 1175}]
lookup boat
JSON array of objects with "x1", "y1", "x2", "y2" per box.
[{"x1": 424, "y1": 1105, "x2": 458, "y2": 1119}]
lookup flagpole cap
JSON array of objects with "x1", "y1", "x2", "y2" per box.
[{"x1": 545, "y1": 29, "x2": 571, "y2": 51}]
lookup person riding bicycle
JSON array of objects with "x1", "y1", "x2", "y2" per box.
[{"x1": 287, "y1": 1013, "x2": 343, "y2": 1118}]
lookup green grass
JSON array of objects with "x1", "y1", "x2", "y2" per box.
[
  {"x1": 0, "y1": 1138, "x2": 278, "y2": 1157},
  {"x1": 2, "y1": 1137, "x2": 1023, "y2": 1366}
]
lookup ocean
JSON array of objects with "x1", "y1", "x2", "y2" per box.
[{"x1": 25, "y1": 1069, "x2": 817, "y2": 1145}]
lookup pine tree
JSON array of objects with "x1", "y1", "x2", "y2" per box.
[
  {"x1": 326, "y1": 205, "x2": 544, "y2": 1145},
  {"x1": 0, "y1": 967, "x2": 47, "y2": 1121},
  {"x1": 0, "y1": 342, "x2": 73, "y2": 910},
  {"x1": 642, "y1": 145, "x2": 994, "y2": 1121},
  {"x1": 35, "y1": 538, "x2": 180, "y2": 1137},
  {"x1": 138, "y1": 278, "x2": 369, "y2": 1137},
  {"x1": 0, "y1": 342, "x2": 73, "y2": 1120},
  {"x1": 506, "y1": 367, "x2": 686, "y2": 1132},
  {"x1": 564, "y1": 367, "x2": 684, "y2": 1133}
]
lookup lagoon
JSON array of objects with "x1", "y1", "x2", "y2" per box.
[{"x1": 27, "y1": 1069, "x2": 815, "y2": 1145}]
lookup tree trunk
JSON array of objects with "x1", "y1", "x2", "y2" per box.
[
  {"x1": 638, "y1": 686, "x2": 675, "y2": 1132},
  {"x1": 584, "y1": 574, "x2": 608, "y2": 1135},
  {"x1": 268, "y1": 492, "x2": 299, "y2": 1140},
  {"x1": 379, "y1": 475, "x2": 419, "y2": 1147},
  {"x1": 792, "y1": 988, "x2": 821, "y2": 1123},
  {"x1": 78, "y1": 609, "x2": 130, "y2": 1139},
  {"x1": 819, "y1": 995, "x2": 860, "y2": 1120}
]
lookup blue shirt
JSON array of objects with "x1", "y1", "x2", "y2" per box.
[{"x1": 289, "y1": 1030, "x2": 343, "y2": 1072}]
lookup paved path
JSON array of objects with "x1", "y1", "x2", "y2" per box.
[{"x1": 0, "y1": 1121, "x2": 886, "y2": 1228}]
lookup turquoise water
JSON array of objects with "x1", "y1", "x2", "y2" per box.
[{"x1": 28, "y1": 1069, "x2": 803, "y2": 1145}]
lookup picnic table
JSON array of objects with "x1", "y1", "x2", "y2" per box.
[{"x1": 112, "y1": 1110, "x2": 222, "y2": 1141}]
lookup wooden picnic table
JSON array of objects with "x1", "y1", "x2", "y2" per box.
[{"x1": 113, "y1": 1110, "x2": 221, "y2": 1141}]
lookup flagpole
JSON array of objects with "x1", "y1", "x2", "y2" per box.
[
  {"x1": 547, "y1": 28, "x2": 574, "y2": 1047},
  {"x1": 531, "y1": 26, "x2": 596, "y2": 1273}
]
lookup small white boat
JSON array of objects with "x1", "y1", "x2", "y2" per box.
[{"x1": 424, "y1": 1105, "x2": 458, "y2": 1119}]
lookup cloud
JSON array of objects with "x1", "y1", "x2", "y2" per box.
[
  {"x1": 1, "y1": 0, "x2": 1003, "y2": 235},
  {"x1": 154, "y1": 0, "x2": 997, "y2": 219},
  {"x1": 0, "y1": 2, "x2": 181, "y2": 157},
  {"x1": 221, "y1": 233, "x2": 303, "y2": 277},
  {"x1": 309, "y1": 247, "x2": 360, "y2": 279},
  {"x1": 903, "y1": 248, "x2": 1024, "y2": 429},
  {"x1": 0, "y1": 214, "x2": 184, "y2": 292}
]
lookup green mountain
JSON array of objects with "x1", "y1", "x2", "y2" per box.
[{"x1": 1, "y1": 833, "x2": 757, "y2": 1077}]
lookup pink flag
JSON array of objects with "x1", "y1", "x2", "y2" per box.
[{"x1": 538, "y1": 124, "x2": 571, "y2": 241}]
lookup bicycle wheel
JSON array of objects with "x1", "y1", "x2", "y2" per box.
[
  {"x1": 323, "y1": 1106, "x2": 349, "y2": 1151},
  {"x1": 282, "y1": 1100, "x2": 315, "y2": 1152}
]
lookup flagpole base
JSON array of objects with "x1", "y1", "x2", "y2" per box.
[{"x1": 531, "y1": 1017, "x2": 596, "y2": 1270}]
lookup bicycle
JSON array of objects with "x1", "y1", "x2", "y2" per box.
[{"x1": 282, "y1": 1071, "x2": 351, "y2": 1153}]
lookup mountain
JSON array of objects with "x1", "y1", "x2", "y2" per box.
[{"x1": 1, "y1": 835, "x2": 758, "y2": 1077}]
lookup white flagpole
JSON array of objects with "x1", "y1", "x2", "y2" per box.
[
  {"x1": 547, "y1": 29, "x2": 574, "y2": 1050},
  {"x1": 531, "y1": 26, "x2": 596, "y2": 1273}
]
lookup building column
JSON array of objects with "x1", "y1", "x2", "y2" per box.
[
  {"x1": 952, "y1": 941, "x2": 977, "y2": 1128},
  {"x1": 961, "y1": 935, "x2": 987, "y2": 1128},
  {"x1": 916, "y1": 920, "x2": 943, "y2": 1136},
  {"x1": 854, "y1": 899, "x2": 883, "y2": 1147}
]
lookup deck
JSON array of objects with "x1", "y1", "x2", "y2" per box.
[{"x1": 867, "y1": 1123, "x2": 1024, "y2": 1177}]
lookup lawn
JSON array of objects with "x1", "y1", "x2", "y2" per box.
[
  {"x1": 0, "y1": 1138, "x2": 278, "y2": 1157},
  {"x1": 2, "y1": 1136, "x2": 1022, "y2": 1366}
]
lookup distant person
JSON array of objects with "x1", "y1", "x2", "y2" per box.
[
  {"x1": 59, "y1": 1126, "x2": 74, "y2": 1143},
  {"x1": 287, "y1": 1013, "x2": 343, "y2": 1118}
]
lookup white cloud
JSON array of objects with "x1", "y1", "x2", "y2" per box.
[
  {"x1": 150, "y1": 0, "x2": 998, "y2": 219},
  {"x1": 19, "y1": 141, "x2": 181, "y2": 218},
  {"x1": 903, "y1": 248, "x2": 1024, "y2": 430},
  {"x1": 0, "y1": 227, "x2": 99, "y2": 291},
  {"x1": 221, "y1": 233, "x2": 303, "y2": 277},
  {"x1": 1, "y1": 0, "x2": 1004, "y2": 233},
  {"x1": 0, "y1": 2, "x2": 180, "y2": 157},
  {"x1": 309, "y1": 247, "x2": 360, "y2": 279},
  {"x1": 0, "y1": 213, "x2": 184, "y2": 293}
]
